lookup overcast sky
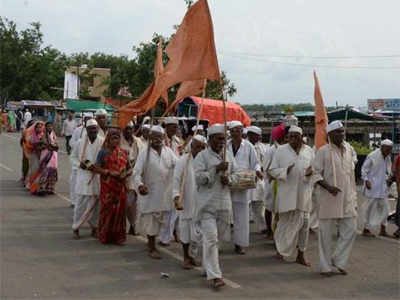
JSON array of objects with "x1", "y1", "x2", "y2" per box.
[{"x1": 2, "y1": 0, "x2": 400, "y2": 107}]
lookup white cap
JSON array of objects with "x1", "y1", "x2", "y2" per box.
[
  {"x1": 164, "y1": 117, "x2": 179, "y2": 125},
  {"x1": 150, "y1": 125, "x2": 165, "y2": 135},
  {"x1": 229, "y1": 120, "x2": 243, "y2": 129},
  {"x1": 142, "y1": 116, "x2": 151, "y2": 125},
  {"x1": 193, "y1": 134, "x2": 207, "y2": 144},
  {"x1": 95, "y1": 108, "x2": 107, "y2": 116},
  {"x1": 284, "y1": 115, "x2": 298, "y2": 127},
  {"x1": 208, "y1": 123, "x2": 225, "y2": 136},
  {"x1": 242, "y1": 128, "x2": 248, "y2": 135},
  {"x1": 126, "y1": 121, "x2": 134, "y2": 128},
  {"x1": 83, "y1": 112, "x2": 93, "y2": 118},
  {"x1": 247, "y1": 126, "x2": 261, "y2": 136},
  {"x1": 288, "y1": 125, "x2": 303, "y2": 135},
  {"x1": 192, "y1": 124, "x2": 204, "y2": 132},
  {"x1": 381, "y1": 139, "x2": 393, "y2": 146},
  {"x1": 142, "y1": 124, "x2": 150, "y2": 130},
  {"x1": 86, "y1": 119, "x2": 98, "y2": 127},
  {"x1": 327, "y1": 120, "x2": 344, "y2": 133}
]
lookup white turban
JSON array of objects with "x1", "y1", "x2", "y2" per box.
[
  {"x1": 164, "y1": 117, "x2": 179, "y2": 125},
  {"x1": 95, "y1": 108, "x2": 107, "y2": 116},
  {"x1": 150, "y1": 125, "x2": 165, "y2": 135},
  {"x1": 327, "y1": 120, "x2": 344, "y2": 133},
  {"x1": 193, "y1": 134, "x2": 207, "y2": 144},
  {"x1": 192, "y1": 124, "x2": 204, "y2": 132},
  {"x1": 247, "y1": 126, "x2": 262, "y2": 136},
  {"x1": 142, "y1": 124, "x2": 150, "y2": 130},
  {"x1": 288, "y1": 125, "x2": 303, "y2": 135},
  {"x1": 284, "y1": 115, "x2": 298, "y2": 127},
  {"x1": 381, "y1": 139, "x2": 393, "y2": 146},
  {"x1": 208, "y1": 123, "x2": 225, "y2": 137},
  {"x1": 86, "y1": 119, "x2": 98, "y2": 127},
  {"x1": 229, "y1": 120, "x2": 243, "y2": 129}
]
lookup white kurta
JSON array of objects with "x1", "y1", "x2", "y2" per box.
[
  {"x1": 120, "y1": 135, "x2": 144, "y2": 190},
  {"x1": 265, "y1": 142, "x2": 279, "y2": 211},
  {"x1": 70, "y1": 126, "x2": 86, "y2": 151}
]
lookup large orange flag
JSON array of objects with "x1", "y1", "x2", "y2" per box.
[
  {"x1": 118, "y1": 0, "x2": 220, "y2": 127},
  {"x1": 154, "y1": 41, "x2": 169, "y2": 105},
  {"x1": 313, "y1": 70, "x2": 329, "y2": 149}
]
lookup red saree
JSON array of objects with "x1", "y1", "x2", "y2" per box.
[{"x1": 98, "y1": 146, "x2": 128, "y2": 244}]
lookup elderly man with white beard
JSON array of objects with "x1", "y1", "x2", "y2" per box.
[{"x1": 269, "y1": 125, "x2": 314, "y2": 266}]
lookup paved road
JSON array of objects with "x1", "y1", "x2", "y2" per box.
[{"x1": 1, "y1": 132, "x2": 399, "y2": 299}]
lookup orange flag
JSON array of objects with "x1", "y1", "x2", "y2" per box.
[
  {"x1": 162, "y1": 79, "x2": 206, "y2": 116},
  {"x1": 161, "y1": 0, "x2": 220, "y2": 86},
  {"x1": 154, "y1": 41, "x2": 169, "y2": 105},
  {"x1": 313, "y1": 70, "x2": 329, "y2": 149}
]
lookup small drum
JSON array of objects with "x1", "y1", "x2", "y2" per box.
[{"x1": 231, "y1": 170, "x2": 257, "y2": 191}]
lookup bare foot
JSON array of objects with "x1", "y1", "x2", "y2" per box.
[
  {"x1": 213, "y1": 278, "x2": 225, "y2": 289},
  {"x1": 149, "y1": 249, "x2": 162, "y2": 259},
  {"x1": 183, "y1": 258, "x2": 194, "y2": 270},
  {"x1": 275, "y1": 252, "x2": 284, "y2": 260}
]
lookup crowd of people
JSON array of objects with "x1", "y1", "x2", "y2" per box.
[{"x1": 16, "y1": 109, "x2": 400, "y2": 289}]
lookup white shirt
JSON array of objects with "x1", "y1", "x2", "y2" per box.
[
  {"x1": 70, "y1": 126, "x2": 86, "y2": 150},
  {"x1": 251, "y1": 142, "x2": 269, "y2": 202},
  {"x1": 361, "y1": 148, "x2": 391, "y2": 199},
  {"x1": 193, "y1": 147, "x2": 238, "y2": 221},
  {"x1": 24, "y1": 111, "x2": 32, "y2": 126},
  {"x1": 70, "y1": 135, "x2": 104, "y2": 196},
  {"x1": 269, "y1": 144, "x2": 314, "y2": 213},
  {"x1": 120, "y1": 135, "x2": 144, "y2": 190},
  {"x1": 133, "y1": 146, "x2": 177, "y2": 214},
  {"x1": 172, "y1": 153, "x2": 196, "y2": 219},
  {"x1": 62, "y1": 119, "x2": 76, "y2": 136}
]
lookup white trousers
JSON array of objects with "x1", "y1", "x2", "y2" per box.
[
  {"x1": 251, "y1": 201, "x2": 266, "y2": 232},
  {"x1": 232, "y1": 201, "x2": 250, "y2": 247},
  {"x1": 318, "y1": 217, "x2": 356, "y2": 273},
  {"x1": 275, "y1": 210, "x2": 309, "y2": 257},
  {"x1": 70, "y1": 169, "x2": 78, "y2": 206},
  {"x1": 159, "y1": 209, "x2": 178, "y2": 244},
  {"x1": 201, "y1": 211, "x2": 231, "y2": 280},
  {"x1": 72, "y1": 195, "x2": 99, "y2": 230},
  {"x1": 364, "y1": 198, "x2": 389, "y2": 229}
]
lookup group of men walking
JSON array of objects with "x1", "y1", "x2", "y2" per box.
[{"x1": 60, "y1": 110, "x2": 400, "y2": 289}]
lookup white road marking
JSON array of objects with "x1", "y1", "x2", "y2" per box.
[
  {"x1": 0, "y1": 162, "x2": 14, "y2": 172},
  {"x1": 134, "y1": 235, "x2": 241, "y2": 289},
  {"x1": 55, "y1": 192, "x2": 72, "y2": 204}
]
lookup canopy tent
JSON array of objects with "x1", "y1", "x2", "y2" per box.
[
  {"x1": 66, "y1": 99, "x2": 115, "y2": 112},
  {"x1": 177, "y1": 96, "x2": 251, "y2": 126}
]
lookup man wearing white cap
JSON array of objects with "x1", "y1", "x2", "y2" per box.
[
  {"x1": 71, "y1": 119, "x2": 104, "y2": 239},
  {"x1": 61, "y1": 112, "x2": 77, "y2": 155},
  {"x1": 69, "y1": 112, "x2": 93, "y2": 207},
  {"x1": 192, "y1": 124, "x2": 205, "y2": 136},
  {"x1": 313, "y1": 120, "x2": 358, "y2": 276},
  {"x1": 140, "y1": 124, "x2": 151, "y2": 145},
  {"x1": 133, "y1": 125, "x2": 178, "y2": 259},
  {"x1": 193, "y1": 124, "x2": 239, "y2": 289},
  {"x1": 160, "y1": 117, "x2": 183, "y2": 246},
  {"x1": 95, "y1": 109, "x2": 107, "y2": 138},
  {"x1": 120, "y1": 121, "x2": 145, "y2": 235},
  {"x1": 361, "y1": 139, "x2": 393, "y2": 237},
  {"x1": 269, "y1": 125, "x2": 314, "y2": 266},
  {"x1": 247, "y1": 126, "x2": 268, "y2": 233},
  {"x1": 172, "y1": 135, "x2": 207, "y2": 269},
  {"x1": 228, "y1": 120, "x2": 262, "y2": 255}
]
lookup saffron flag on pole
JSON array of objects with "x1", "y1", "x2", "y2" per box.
[{"x1": 313, "y1": 70, "x2": 329, "y2": 149}]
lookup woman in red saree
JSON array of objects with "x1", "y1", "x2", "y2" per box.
[{"x1": 96, "y1": 128, "x2": 131, "y2": 245}]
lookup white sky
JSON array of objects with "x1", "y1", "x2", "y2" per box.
[{"x1": 2, "y1": 0, "x2": 400, "y2": 107}]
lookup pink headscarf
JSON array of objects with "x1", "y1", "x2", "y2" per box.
[{"x1": 271, "y1": 123, "x2": 286, "y2": 141}]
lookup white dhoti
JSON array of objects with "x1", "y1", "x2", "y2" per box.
[
  {"x1": 364, "y1": 198, "x2": 390, "y2": 229},
  {"x1": 126, "y1": 190, "x2": 138, "y2": 227},
  {"x1": 318, "y1": 217, "x2": 357, "y2": 273},
  {"x1": 264, "y1": 180, "x2": 274, "y2": 212},
  {"x1": 275, "y1": 210, "x2": 309, "y2": 257},
  {"x1": 232, "y1": 200, "x2": 250, "y2": 247},
  {"x1": 201, "y1": 211, "x2": 231, "y2": 280},
  {"x1": 251, "y1": 201, "x2": 266, "y2": 232},
  {"x1": 72, "y1": 195, "x2": 99, "y2": 230},
  {"x1": 309, "y1": 190, "x2": 319, "y2": 230},
  {"x1": 70, "y1": 169, "x2": 78, "y2": 206},
  {"x1": 139, "y1": 211, "x2": 168, "y2": 236},
  {"x1": 159, "y1": 209, "x2": 178, "y2": 244}
]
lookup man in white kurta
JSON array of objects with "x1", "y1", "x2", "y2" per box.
[
  {"x1": 193, "y1": 124, "x2": 238, "y2": 289},
  {"x1": 247, "y1": 126, "x2": 268, "y2": 233},
  {"x1": 313, "y1": 121, "x2": 358, "y2": 276},
  {"x1": 361, "y1": 139, "x2": 393, "y2": 237},
  {"x1": 269, "y1": 126, "x2": 314, "y2": 266},
  {"x1": 121, "y1": 121, "x2": 144, "y2": 235},
  {"x1": 160, "y1": 117, "x2": 183, "y2": 246},
  {"x1": 69, "y1": 113, "x2": 92, "y2": 207},
  {"x1": 71, "y1": 119, "x2": 104, "y2": 239},
  {"x1": 228, "y1": 121, "x2": 262, "y2": 254},
  {"x1": 95, "y1": 109, "x2": 108, "y2": 138},
  {"x1": 133, "y1": 126, "x2": 177, "y2": 259},
  {"x1": 172, "y1": 135, "x2": 207, "y2": 269}
]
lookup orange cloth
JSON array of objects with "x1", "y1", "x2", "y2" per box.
[
  {"x1": 118, "y1": 0, "x2": 220, "y2": 128},
  {"x1": 313, "y1": 71, "x2": 328, "y2": 149},
  {"x1": 191, "y1": 96, "x2": 250, "y2": 127}
]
